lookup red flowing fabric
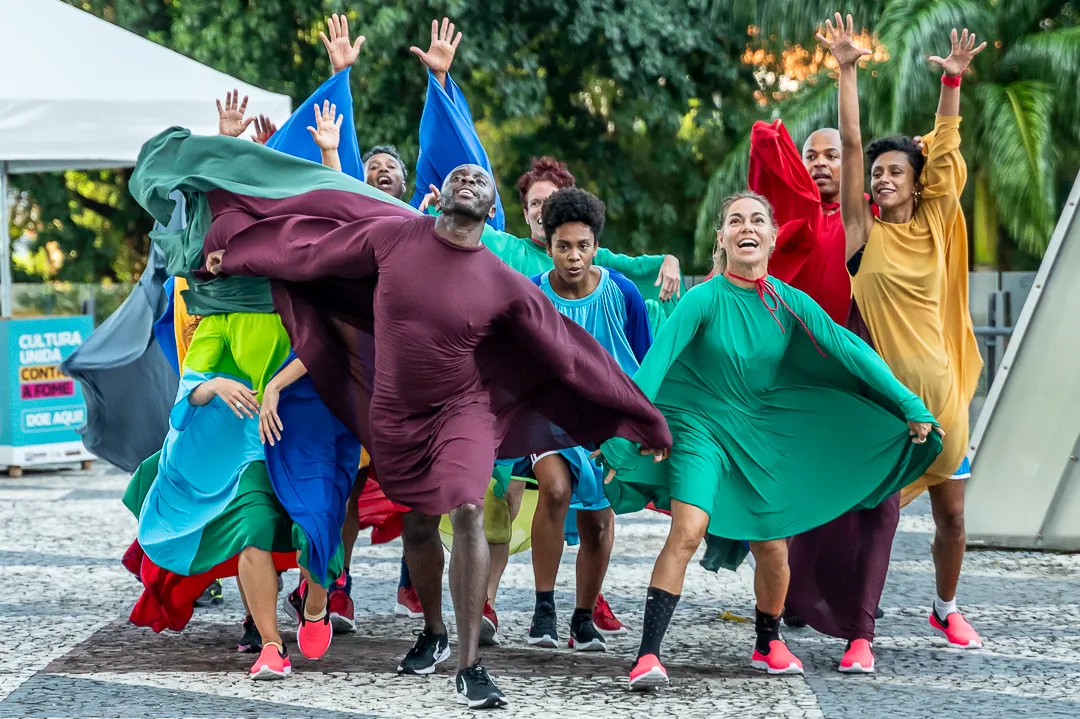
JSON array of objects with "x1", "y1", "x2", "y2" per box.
[
  {"x1": 122, "y1": 540, "x2": 296, "y2": 632},
  {"x1": 356, "y1": 469, "x2": 410, "y2": 545}
]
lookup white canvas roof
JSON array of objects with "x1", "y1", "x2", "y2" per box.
[{"x1": 0, "y1": 0, "x2": 292, "y2": 173}]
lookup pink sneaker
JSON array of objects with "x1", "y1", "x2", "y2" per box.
[
  {"x1": 394, "y1": 585, "x2": 423, "y2": 619},
  {"x1": 930, "y1": 610, "x2": 983, "y2": 649},
  {"x1": 839, "y1": 638, "x2": 875, "y2": 673},
  {"x1": 480, "y1": 601, "x2": 500, "y2": 646},
  {"x1": 250, "y1": 643, "x2": 291, "y2": 681},
  {"x1": 593, "y1": 593, "x2": 628, "y2": 636},
  {"x1": 296, "y1": 587, "x2": 332, "y2": 660},
  {"x1": 751, "y1": 639, "x2": 804, "y2": 674},
  {"x1": 628, "y1": 653, "x2": 668, "y2": 691}
]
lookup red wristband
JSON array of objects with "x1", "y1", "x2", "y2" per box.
[{"x1": 941, "y1": 73, "x2": 962, "y2": 88}]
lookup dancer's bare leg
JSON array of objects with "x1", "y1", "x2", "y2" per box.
[
  {"x1": 449, "y1": 503, "x2": 489, "y2": 669},
  {"x1": 928, "y1": 480, "x2": 966, "y2": 603},
  {"x1": 575, "y1": 507, "x2": 614, "y2": 612},
  {"x1": 238, "y1": 547, "x2": 282, "y2": 647},
  {"x1": 401, "y1": 511, "x2": 446, "y2": 636},
  {"x1": 532, "y1": 457, "x2": 573, "y2": 593},
  {"x1": 341, "y1": 466, "x2": 369, "y2": 575}
]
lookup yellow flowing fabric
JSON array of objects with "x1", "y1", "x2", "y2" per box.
[
  {"x1": 852, "y1": 115, "x2": 983, "y2": 506},
  {"x1": 173, "y1": 277, "x2": 197, "y2": 370}
]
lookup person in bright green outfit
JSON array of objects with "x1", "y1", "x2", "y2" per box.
[{"x1": 602, "y1": 191, "x2": 944, "y2": 691}]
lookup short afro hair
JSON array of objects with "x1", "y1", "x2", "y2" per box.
[
  {"x1": 362, "y1": 145, "x2": 408, "y2": 182},
  {"x1": 865, "y1": 136, "x2": 924, "y2": 180},
  {"x1": 540, "y1": 188, "x2": 606, "y2": 246},
  {"x1": 516, "y1": 156, "x2": 575, "y2": 206}
]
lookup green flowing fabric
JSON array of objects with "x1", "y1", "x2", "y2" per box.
[
  {"x1": 479, "y1": 224, "x2": 682, "y2": 329},
  {"x1": 125, "y1": 452, "x2": 342, "y2": 585},
  {"x1": 132, "y1": 127, "x2": 418, "y2": 317},
  {"x1": 601, "y1": 277, "x2": 942, "y2": 558}
]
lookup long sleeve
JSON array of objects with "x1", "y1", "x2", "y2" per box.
[
  {"x1": 410, "y1": 71, "x2": 505, "y2": 230},
  {"x1": 216, "y1": 213, "x2": 401, "y2": 282},
  {"x1": 610, "y1": 271, "x2": 653, "y2": 362},
  {"x1": 917, "y1": 115, "x2": 964, "y2": 228},
  {"x1": 748, "y1": 120, "x2": 821, "y2": 229},
  {"x1": 631, "y1": 283, "x2": 710, "y2": 401},
  {"x1": 782, "y1": 283, "x2": 936, "y2": 424},
  {"x1": 595, "y1": 247, "x2": 665, "y2": 280}
]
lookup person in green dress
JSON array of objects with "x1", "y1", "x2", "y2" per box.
[{"x1": 600, "y1": 191, "x2": 944, "y2": 690}]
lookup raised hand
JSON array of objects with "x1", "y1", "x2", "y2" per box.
[
  {"x1": 928, "y1": 28, "x2": 987, "y2": 77},
  {"x1": 216, "y1": 90, "x2": 254, "y2": 137},
  {"x1": 418, "y1": 184, "x2": 441, "y2": 213},
  {"x1": 252, "y1": 115, "x2": 277, "y2": 145},
  {"x1": 409, "y1": 17, "x2": 463, "y2": 85},
  {"x1": 816, "y1": 12, "x2": 872, "y2": 68},
  {"x1": 307, "y1": 100, "x2": 343, "y2": 151},
  {"x1": 321, "y1": 13, "x2": 365, "y2": 74}
]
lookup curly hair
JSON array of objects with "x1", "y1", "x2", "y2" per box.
[
  {"x1": 515, "y1": 156, "x2": 575, "y2": 206},
  {"x1": 865, "y1": 136, "x2": 925, "y2": 180},
  {"x1": 363, "y1": 145, "x2": 409, "y2": 182},
  {"x1": 540, "y1": 188, "x2": 606, "y2": 246},
  {"x1": 712, "y1": 190, "x2": 776, "y2": 273}
]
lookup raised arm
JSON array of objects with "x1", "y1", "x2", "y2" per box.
[
  {"x1": 308, "y1": 100, "x2": 344, "y2": 172},
  {"x1": 817, "y1": 13, "x2": 874, "y2": 259},
  {"x1": 595, "y1": 249, "x2": 683, "y2": 303},
  {"x1": 320, "y1": 13, "x2": 365, "y2": 76},
  {"x1": 216, "y1": 90, "x2": 254, "y2": 138},
  {"x1": 408, "y1": 18, "x2": 507, "y2": 229},
  {"x1": 928, "y1": 28, "x2": 985, "y2": 119},
  {"x1": 748, "y1": 120, "x2": 820, "y2": 229}
]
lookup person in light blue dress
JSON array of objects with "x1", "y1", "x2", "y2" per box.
[{"x1": 522, "y1": 188, "x2": 653, "y2": 652}]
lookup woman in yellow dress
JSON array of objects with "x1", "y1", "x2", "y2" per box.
[{"x1": 822, "y1": 14, "x2": 985, "y2": 649}]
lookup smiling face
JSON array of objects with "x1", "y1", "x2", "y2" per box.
[
  {"x1": 717, "y1": 196, "x2": 776, "y2": 272},
  {"x1": 870, "y1": 151, "x2": 918, "y2": 212},
  {"x1": 802, "y1": 129, "x2": 842, "y2": 201},
  {"x1": 548, "y1": 221, "x2": 598, "y2": 287},
  {"x1": 364, "y1": 153, "x2": 406, "y2": 199},
  {"x1": 524, "y1": 180, "x2": 559, "y2": 242},
  {"x1": 439, "y1": 164, "x2": 496, "y2": 221}
]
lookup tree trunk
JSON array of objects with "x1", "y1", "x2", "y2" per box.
[{"x1": 972, "y1": 171, "x2": 998, "y2": 269}]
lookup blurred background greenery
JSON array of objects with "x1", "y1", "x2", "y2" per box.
[{"x1": 6, "y1": 0, "x2": 1079, "y2": 295}]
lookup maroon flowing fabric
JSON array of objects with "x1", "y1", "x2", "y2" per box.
[
  {"x1": 205, "y1": 190, "x2": 671, "y2": 516},
  {"x1": 785, "y1": 299, "x2": 900, "y2": 642}
]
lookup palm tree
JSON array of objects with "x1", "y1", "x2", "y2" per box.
[{"x1": 698, "y1": 0, "x2": 1080, "y2": 268}]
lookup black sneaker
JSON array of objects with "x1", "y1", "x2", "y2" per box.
[
  {"x1": 527, "y1": 602, "x2": 559, "y2": 648},
  {"x1": 195, "y1": 579, "x2": 223, "y2": 608},
  {"x1": 397, "y1": 631, "x2": 451, "y2": 675},
  {"x1": 568, "y1": 618, "x2": 607, "y2": 652},
  {"x1": 782, "y1": 608, "x2": 807, "y2": 628},
  {"x1": 237, "y1": 615, "x2": 262, "y2": 653},
  {"x1": 456, "y1": 660, "x2": 507, "y2": 709},
  {"x1": 875, "y1": 605, "x2": 885, "y2": 619},
  {"x1": 282, "y1": 585, "x2": 302, "y2": 623}
]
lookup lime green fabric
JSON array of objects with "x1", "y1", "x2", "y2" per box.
[{"x1": 182, "y1": 313, "x2": 291, "y2": 401}]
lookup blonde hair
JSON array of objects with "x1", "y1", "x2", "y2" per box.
[{"x1": 712, "y1": 190, "x2": 777, "y2": 273}]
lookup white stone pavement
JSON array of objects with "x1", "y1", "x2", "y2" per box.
[{"x1": 0, "y1": 463, "x2": 1078, "y2": 718}]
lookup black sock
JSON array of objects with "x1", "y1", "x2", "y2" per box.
[
  {"x1": 570, "y1": 607, "x2": 592, "y2": 631},
  {"x1": 755, "y1": 607, "x2": 781, "y2": 654},
  {"x1": 535, "y1": 590, "x2": 555, "y2": 610},
  {"x1": 636, "y1": 587, "x2": 680, "y2": 661}
]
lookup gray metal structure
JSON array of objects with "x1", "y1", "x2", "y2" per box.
[{"x1": 967, "y1": 172, "x2": 1080, "y2": 550}]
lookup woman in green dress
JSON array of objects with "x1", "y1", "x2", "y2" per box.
[{"x1": 601, "y1": 191, "x2": 944, "y2": 690}]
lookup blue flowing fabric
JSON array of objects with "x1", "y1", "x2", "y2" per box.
[
  {"x1": 410, "y1": 70, "x2": 505, "y2": 230},
  {"x1": 153, "y1": 276, "x2": 180, "y2": 376},
  {"x1": 150, "y1": 70, "x2": 365, "y2": 378},
  {"x1": 263, "y1": 352, "x2": 362, "y2": 586},
  {"x1": 267, "y1": 68, "x2": 363, "y2": 180},
  {"x1": 137, "y1": 370, "x2": 263, "y2": 573}
]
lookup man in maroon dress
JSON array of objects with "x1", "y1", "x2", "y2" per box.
[{"x1": 206, "y1": 161, "x2": 671, "y2": 708}]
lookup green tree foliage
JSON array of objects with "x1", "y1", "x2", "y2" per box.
[
  {"x1": 698, "y1": 0, "x2": 1080, "y2": 268},
  {"x1": 10, "y1": 0, "x2": 756, "y2": 284}
]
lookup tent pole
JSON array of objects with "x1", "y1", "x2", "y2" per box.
[{"x1": 0, "y1": 163, "x2": 11, "y2": 318}]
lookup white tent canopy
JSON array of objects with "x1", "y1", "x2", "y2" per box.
[{"x1": 1, "y1": 0, "x2": 292, "y2": 315}]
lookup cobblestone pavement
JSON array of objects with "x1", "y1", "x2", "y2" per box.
[{"x1": 1, "y1": 463, "x2": 1078, "y2": 718}]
